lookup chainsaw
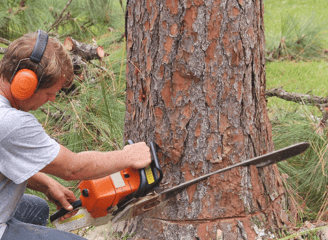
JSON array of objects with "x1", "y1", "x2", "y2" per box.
[{"x1": 50, "y1": 141, "x2": 310, "y2": 231}]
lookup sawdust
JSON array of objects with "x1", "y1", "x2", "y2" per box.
[{"x1": 78, "y1": 222, "x2": 114, "y2": 240}]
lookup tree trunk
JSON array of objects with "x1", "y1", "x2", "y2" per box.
[{"x1": 121, "y1": 0, "x2": 291, "y2": 239}]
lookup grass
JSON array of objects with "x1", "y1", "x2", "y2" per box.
[
  {"x1": 266, "y1": 61, "x2": 328, "y2": 95},
  {"x1": 264, "y1": 0, "x2": 328, "y2": 121},
  {"x1": 278, "y1": 225, "x2": 325, "y2": 240},
  {"x1": 264, "y1": 0, "x2": 328, "y2": 60},
  {"x1": 271, "y1": 105, "x2": 328, "y2": 218},
  {"x1": 264, "y1": 0, "x2": 328, "y2": 48},
  {"x1": 266, "y1": 60, "x2": 328, "y2": 113}
]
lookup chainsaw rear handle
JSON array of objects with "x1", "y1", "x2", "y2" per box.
[
  {"x1": 50, "y1": 199, "x2": 82, "y2": 222},
  {"x1": 147, "y1": 141, "x2": 163, "y2": 193}
]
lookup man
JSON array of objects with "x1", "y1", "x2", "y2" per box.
[{"x1": 0, "y1": 31, "x2": 151, "y2": 239}]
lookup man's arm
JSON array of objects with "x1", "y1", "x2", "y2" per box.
[
  {"x1": 41, "y1": 142, "x2": 151, "y2": 181},
  {"x1": 28, "y1": 172, "x2": 79, "y2": 220},
  {"x1": 27, "y1": 172, "x2": 63, "y2": 194}
]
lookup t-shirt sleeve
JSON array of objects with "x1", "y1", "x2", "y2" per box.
[{"x1": 0, "y1": 113, "x2": 60, "y2": 184}]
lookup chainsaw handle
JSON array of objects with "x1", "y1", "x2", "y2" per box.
[
  {"x1": 149, "y1": 141, "x2": 163, "y2": 187},
  {"x1": 50, "y1": 199, "x2": 82, "y2": 222}
]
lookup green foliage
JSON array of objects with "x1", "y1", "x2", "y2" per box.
[
  {"x1": 271, "y1": 104, "x2": 328, "y2": 220},
  {"x1": 0, "y1": 0, "x2": 125, "y2": 40},
  {"x1": 264, "y1": 0, "x2": 328, "y2": 36},
  {"x1": 266, "y1": 13, "x2": 328, "y2": 60},
  {"x1": 264, "y1": 1, "x2": 328, "y2": 237},
  {"x1": 266, "y1": 60, "x2": 328, "y2": 96},
  {"x1": 265, "y1": 6, "x2": 328, "y2": 219},
  {"x1": 264, "y1": 0, "x2": 328, "y2": 61},
  {"x1": 278, "y1": 226, "x2": 323, "y2": 240}
]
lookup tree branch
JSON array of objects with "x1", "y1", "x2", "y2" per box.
[
  {"x1": 0, "y1": 37, "x2": 11, "y2": 46},
  {"x1": 266, "y1": 86, "x2": 328, "y2": 126},
  {"x1": 47, "y1": 0, "x2": 74, "y2": 32},
  {"x1": 266, "y1": 87, "x2": 328, "y2": 105}
]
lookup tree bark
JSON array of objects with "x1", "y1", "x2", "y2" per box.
[{"x1": 121, "y1": 0, "x2": 290, "y2": 239}]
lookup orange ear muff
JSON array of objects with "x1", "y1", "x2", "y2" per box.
[{"x1": 11, "y1": 69, "x2": 38, "y2": 100}]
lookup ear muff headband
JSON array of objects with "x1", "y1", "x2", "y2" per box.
[
  {"x1": 10, "y1": 30, "x2": 49, "y2": 100},
  {"x1": 30, "y1": 30, "x2": 48, "y2": 63}
]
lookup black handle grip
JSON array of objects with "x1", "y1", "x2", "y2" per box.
[
  {"x1": 149, "y1": 141, "x2": 163, "y2": 187},
  {"x1": 50, "y1": 199, "x2": 82, "y2": 222},
  {"x1": 141, "y1": 141, "x2": 163, "y2": 196}
]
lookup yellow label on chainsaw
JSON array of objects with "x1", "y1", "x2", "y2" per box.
[
  {"x1": 145, "y1": 166, "x2": 155, "y2": 184},
  {"x1": 59, "y1": 213, "x2": 85, "y2": 224}
]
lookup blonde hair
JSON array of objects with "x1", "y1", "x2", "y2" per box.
[{"x1": 0, "y1": 32, "x2": 74, "y2": 89}]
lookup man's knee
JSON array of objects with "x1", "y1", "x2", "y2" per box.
[
  {"x1": 14, "y1": 194, "x2": 49, "y2": 226},
  {"x1": 3, "y1": 218, "x2": 87, "y2": 240}
]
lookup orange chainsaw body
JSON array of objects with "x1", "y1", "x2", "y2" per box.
[{"x1": 78, "y1": 167, "x2": 141, "y2": 218}]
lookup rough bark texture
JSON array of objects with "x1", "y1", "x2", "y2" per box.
[{"x1": 121, "y1": 0, "x2": 290, "y2": 239}]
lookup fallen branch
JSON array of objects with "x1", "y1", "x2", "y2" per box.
[
  {"x1": 64, "y1": 37, "x2": 106, "y2": 61},
  {"x1": 266, "y1": 86, "x2": 328, "y2": 126},
  {"x1": 0, "y1": 37, "x2": 11, "y2": 46},
  {"x1": 266, "y1": 87, "x2": 328, "y2": 105}
]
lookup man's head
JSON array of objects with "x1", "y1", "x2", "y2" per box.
[{"x1": 0, "y1": 31, "x2": 74, "y2": 111}]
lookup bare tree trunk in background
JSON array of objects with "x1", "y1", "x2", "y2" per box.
[{"x1": 121, "y1": 0, "x2": 291, "y2": 239}]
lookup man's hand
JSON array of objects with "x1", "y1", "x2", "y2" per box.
[
  {"x1": 27, "y1": 173, "x2": 79, "y2": 222},
  {"x1": 45, "y1": 181, "x2": 79, "y2": 221},
  {"x1": 123, "y1": 142, "x2": 152, "y2": 169}
]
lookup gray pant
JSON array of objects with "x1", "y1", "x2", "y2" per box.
[{"x1": 2, "y1": 194, "x2": 86, "y2": 240}]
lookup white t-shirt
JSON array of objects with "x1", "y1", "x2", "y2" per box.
[{"x1": 0, "y1": 95, "x2": 60, "y2": 238}]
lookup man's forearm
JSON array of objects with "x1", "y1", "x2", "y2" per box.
[{"x1": 27, "y1": 172, "x2": 56, "y2": 194}]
